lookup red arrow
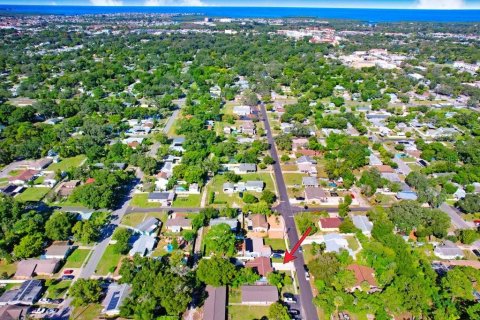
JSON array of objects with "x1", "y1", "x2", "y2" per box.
[{"x1": 283, "y1": 227, "x2": 312, "y2": 264}]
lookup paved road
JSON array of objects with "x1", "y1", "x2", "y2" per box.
[
  {"x1": 392, "y1": 157, "x2": 411, "y2": 176},
  {"x1": 439, "y1": 202, "x2": 473, "y2": 230},
  {"x1": 260, "y1": 104, "x2": 319, "y2": 320}
]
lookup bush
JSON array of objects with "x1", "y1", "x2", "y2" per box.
[{"x1": 243, "y1": 193, "x2": 259, "y2": 204}]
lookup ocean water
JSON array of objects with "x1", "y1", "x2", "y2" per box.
[{"x1": 0, "y1": 5, "x2": 479, "y2": 22}]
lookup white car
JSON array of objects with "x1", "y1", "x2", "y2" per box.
[
  {"x1": 305, "y1": 271, "x2": 310, "y2": 281},
  {"x1": 38, "y1": 298, "x2": 52, "y2": 304},
  {"x1": 31, "y1": 307, "x2": 47, "y2": 314}
]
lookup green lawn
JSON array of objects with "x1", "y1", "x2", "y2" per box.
[
  {"x1": 45, "y1": 280, "x2": 71, "y2": 299},
  {"x1": 71, "y1": 304, "x2": 102, "y2": 320},
  {"x1": 0, "y1": 261, "x2": 17, "y2": 277},
  {"x1": 228, "y1": 287, "x2": 242, "y2": 303},
  {"x1": 64, "y1": 249, "x2": 90, "y2": 269},
  {"x1": 228, "y1": 305, "x2": 269, "y2": 320},
  {"x1": 283, "y1": 173, "x2": 304, "y2": 186},
  {"x1": 130, "y1": 193, "x2": 162, "y2": 208},
  {"x1": 208, "y1": 173, "x2": 276, "y2": 208},
  {"x1": 172, "y1": 194, "x2": 201, "y2": 208},
  {"x1": 47, "y1": 155, "x2": 86, "y2": 172},
  {"x1": 121, "y1": 212, "x2": 167, "y2": 227},
  {"x1": 15, "y1": 187, "x2": 50, "y2": 202},
  {"x1": 345, "y1": 236, "x2": 360, "y2": 251},
  {"x1": 264, "y1": 238, "x2": 287, "y2": 251},
  {"x1": 96, "y1": 245, "x2": 122, "y2": 275}
]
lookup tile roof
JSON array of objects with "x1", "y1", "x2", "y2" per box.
[{"x1": 204, "y1": 286, "x2": 227, "y2": 320}]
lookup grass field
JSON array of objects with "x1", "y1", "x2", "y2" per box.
[
  {"x1": 45, "y1": 280, "x2": 71, "y2": 299},
  {"x1": 207, "y1": 173, "x2": 276, "y2": 207},
  {"x1": 71, "y1": 304, "x2": 102, "y2": 320},
  {"x1": 264, "y1": 237, "x2": 287, "y2": 251},
  {"x1": 15, "y1": 187, "x2": 50, "y2": 202},
  {"x1": 96, "y1": 245, "x2": 122, "y2": 275},
  {"x1": 47, "y1": 155, "x2": 86, "y2": 172},
  {"x1": 228, "y1": 305, "x2": 269, "y2": 320},
  {"x1": 172, "y1": 194, "x2": 201, "y2": 208},
  {"x1": 0, "y1": 261, "x2": 17, "y2": 277},
  {"x1": 64, "y1": 249, "x2": 90, "y2": 269},
  {"x1": 283, "y1": 173, "x2": 304, "y2": 186},
  {"x1": 130, "y1": 193, "x2": 161, "y2": 208},
  {"x1": 121, "y1": 212, "x2": 167, "y2": 227}
]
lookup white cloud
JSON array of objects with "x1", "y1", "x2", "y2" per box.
[
  {"x1": 90, "y1": 0, "x2": 123, "y2": 6},
  {"x1": 144, "y1": 0, "x2": 204, "y2": 6},
  {"x1": 416, "y1": 0, "x2": 466, "y2": 9}
]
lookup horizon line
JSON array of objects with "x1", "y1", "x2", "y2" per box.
[{"x1": 2, "y1": 3, "x2": 480, "y2": 10}]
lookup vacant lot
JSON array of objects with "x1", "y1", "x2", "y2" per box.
[
  {"x1": 172, "y1": 194, "x2": 201, "y2": 208},
  {"x1": 96, "y1": 245, "x2": 122, "y2": 275},
  {"x1": 15, "y1": 187, "x2": 50, "y2": 202},
  {"x1": 64, "y1": 248, "x2": 90, "y2": 269},
  {"x1": 47, "y1": 155, "x2": 86, "y2": 172},
  {"x1": 228, "y1": 305, "x2": 269, "y2": 320},
  {"x1": 121, "y1": 212, "x2": 167, "y2": 228},
  {"x1": 130, "y1": 193, "x2": 161, "y2": 208}
]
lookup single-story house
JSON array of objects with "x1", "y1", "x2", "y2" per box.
[
  {"x1": 396, "y1": 191, "x2": 418, "y2": 201},
  {"x1": 241, "y1": 285, "x2": 278, "y2": 305},
  {"x1": 8, "y1": 170, "x2": 39, "y2": 185},
  {"x1": 238, "y1": 163, "x2": 257, "y2": 174},
  {"x1": 239, "y1": 121, "x2": 256, "y2": 136},
  {"x1": 298, "y1": 163, "x2": 318, "y2": 176},
  {"x1": 131, "y1": 217, "x2": 161, "y2": 236},
  {"x1": 233, "y1": 105, "x2": 252, "y2": 116},
  {"x1": 250, "y1": 214, "x2": 268, "y2": 233},
  {"x1": 292, "y1": 138, "x2": 309, "y2": 151},
  {"x1": 0, "y1": 305, "x2": 30, "y2": 320},
  {"x1": 351, "y1": 215, "x2": 373, "y2": 235},
  {"x1": 27, "y1": 158, "x2": 52, "y2": 171},
  {"x1": 245, "y1": 181, "x2": 264, "y2": 192},
  {"x1": 305, "y1": 187, "x2": 328, "y2": 203},
  {"x1": 101, "y1": 283, "x2": 131, "y2": 317},
  {"x1": 319, "y1": 217, "x2": 343, "y2": 232},
  {"x1": 44, "y1": 242, "x2": 71, "y2": 260},
  {"x1": 434, "y1": 241, "x2": 464, "y2": 260},
  {"x1": 373, "y1": 165, "x2": 395, "y2": 174},
  {"x1": 302, "y1": 177, "x2": 318, "y2": 187},
  {"x1": 210, "y1": 218, "x2": 238, "y2": 231},
  {"x1": 128, "y1": 235, "x2": 157, "y2": 257},
  {"x1": 244, "y1": 237, "x2": 271, "y2": 258},
  {"x1": 0, "y1": 280, "x2": 43, "y2": 306},
  {"x1": 346, "y1": 264, "x2": 378, "y2": 293},
  {"x1": 0, "y1": 185, "x2": 24, "y2": 197},
  {"x1": 170, "y1": 137, "x2": 185, "y2": 152},
  {"x1": 296, "y1": 156, "x2": 317, "y2": 165},
  {"x1": 267, "y1": 215, "x2": 286, "y2": 239},
  {"x1": 14, "y1": 259, "x2": 60, "y2": 279},
  {"x1": 57, "y1": 180, "x2": 80, "y2": 197},
  {"x1": 165, "y1": 216, "x2": 192, "y2": 233},
  {"x1": 147, "y1": 192, "x2": 175, "y2": 206},
  {"x1": 245, "y1": 256, "x2": 273, "y2": 277},
  {"x1": 204, "y1": 286, "x2": 227, "y2": 320},
  {"x1": 323, "y1": 233, "x2": 353, "y2": 256}
]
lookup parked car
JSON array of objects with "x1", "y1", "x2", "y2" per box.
[
  {"x1": 271, "y1": 253, "x2": 283, "y2": 259},
  {"x1": 38, "y1": 298, "x2": 52, "y2": 304},
  {"x1": 61, "y1": 275, "x2": 75, "y2": 280},
  {"x1": 31, "y1": 308, "x2": 47, "y2": 314},
  {"x1": 51, "y1": 298, "x2": 64, "y2": 304},
  {"x1": 63, "y1": 269, "x2": 74, "y2": 275},
  {"x1": 283, "y1": 293, "x2": 296, "y2": 303},
  {"x1": 473, "y1": 249, "x2": 480, "y2": 258},
  {"x1": 47, "y1": 308, "x2": 59, "y2": 315},
  {"x1": 305, "y1": 271, "x2": 310, "y2": 281},
  {"x1": 272, "y1": 249, "x2": 285, "y2": 255},
  {"x1": 289, "y1": 309, "x2": 300, "y2": 316}
]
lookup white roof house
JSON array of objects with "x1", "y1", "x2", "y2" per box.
[
  {"x1": 128, "y1": 235, "x2": 157, "y2": 257},
  {"x1": 434, "y1": 241, "x2": 464, "y2": 260},
  {"x1": 233, "y1": 105, "x2": 252, "y2": 116},
  {"x1": 351, "y1": 215, "x2": 373, "y2": 235},
  {"x1": 101, "y1": 283, "x2": 131, "y2": 316}
]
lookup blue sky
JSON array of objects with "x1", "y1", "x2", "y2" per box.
[{"x1": 3, "y1": 0, "x2": 480, "y2": 9}]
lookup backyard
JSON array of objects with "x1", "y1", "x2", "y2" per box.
[
  {"x1": 15, "y1": 187, "x2": 50, "y2": 202},
  {"x1": 47, "y1": 155, "x2": 86, "y2": 172},
  {"x1": 227, "y1": 305, "x2": 269, "y2": 320}
]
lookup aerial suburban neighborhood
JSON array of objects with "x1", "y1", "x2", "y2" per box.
[{"x1": 0, "y1": 5, "x2": 480, "y2": 320}]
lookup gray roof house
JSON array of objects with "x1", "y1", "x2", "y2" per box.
[
  {"x1": 129, "y1": 235, "x2": 157, "y2": 257},
  {"x1": 210, "y1": 218, "x2": 238, "y2": 231},
  {"x1": 0, "y1": 280, "x2": 43, "y2": 306},
  {"x1": 245, "y1": 181, "x2": 264, "y2": 192},
  {"x1": 296, "y1": 156, "x2": 317, "y2": 165},
  {"x1": 238, "y1": 163, "x2": 257, "y2": 173},
  {"x1": 0, "y1": 305, "x2": 30, "y2": 320},
  {"x1": 147, "y1": 192, "x2": 175, "y2": 206},
  {"x1": 204, "y1": 285, "x2": 227, "y2": 320},
  {"x1": 351, "y1": 215, "x2": 373, "y2": 235},
  {"x1": 434, "y1": 241, "x2": 464, "y2": 260},
  {"x1": 241, "y1": 285, "x2": 278, "y2": 305},
  {"x1": 302, "y1": 177, "x2": 318, "y2": 187},
  {"x1": 131, "y1": 217, "x2": 161, "y2": 236},
  {"x1": 101, "y1": 283, "x2": 131, "y2": 317}
]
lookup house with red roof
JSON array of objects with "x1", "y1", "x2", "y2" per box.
[
  {"x1": 319, "y1": 217, "x2": 343, "y2": 232},
  {"x1": 346, "y1": 264, "x2": 378, "y2": 293},
  {"x1": 245, "y1": 257, "x2": 273, "y2": 277}
]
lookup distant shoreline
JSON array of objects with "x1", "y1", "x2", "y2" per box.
[{"x1": 1, "y1": 5, "x2": 480, "y2": 22}]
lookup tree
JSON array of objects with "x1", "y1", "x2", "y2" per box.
[
  {"x1": 72, "y1": 220, "x2": 99, "y2": 244},
  {"x1": 263, "y1": 155, "x2": 275, "y2": 165},
  {"x1": 243, "y1": 193, "x2": 258, "y2": 204},
  {"x1": 13, "y1": 233, "x2": 44, "y2": 259},
  {"x1": 339, "y1": 218, "x2": 357, "y2": 233},
  {"x1": 308, "y1": 252, "x2": 341, "y2": 286},
  {"x1": 112, "y1": 228, "x2": 132, "y2": 254},
  {"x1": 457, "y1": 194, "x2": 480, "y2": 213},
  {"x1": 69, "y1": 279, "x2": 102, "y2": 306},
  {"x1": 457, "y1": 229, "x2": 480, "y2": 244},
  {"x1": 45, "y1": 212, "x2": 75, "y2": 241},
  {"x1": 261, "y1": 190, "x2": 277, "y2": 204},
  {"x1": 268, "y1": 302, "x2": 290, "y2": 320},
  {"x1": 204, "y1": 224, "x2": 236, "y2": 256},
  {"x1": 268, "y1": 272, "x2": 286, "y2": 289},
  {"x1": 197, "y1": 256, "x2": 236, "y2": 286}
]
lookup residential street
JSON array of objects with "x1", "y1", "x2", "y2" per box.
[
  {"x1": 260, "y1": 104, "x2": 319, "y2": 320},
  {"x1": 439, "y1": 202, "x2": 473, "y2": 230}
]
